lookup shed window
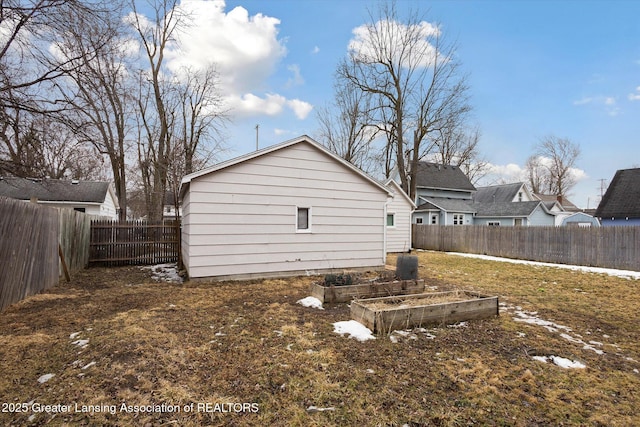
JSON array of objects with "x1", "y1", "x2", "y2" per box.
[
  {"x1": 387, "y1": 213, "x2": 395, "y2": 227},
  {"x1": 297, "y1": 207, "x2": 310, "y2": 231}
]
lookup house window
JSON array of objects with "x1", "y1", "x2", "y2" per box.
[
  {"x1": 431, "y1": 214, "x2": 438, "y2": 225},
  {"x1": 416, "y1": 217, "x2": 423, "y2": 224},
  {"x1": 297, "y1": 207, "x2": 311, "y2": 231},
  {"x1": 74, "y1": 207, "x2": 85, "y2": 213},
  {"x1": 387, "y1": 213, "x2": 395, "y2": 227},
  {"x1": 453, "y1": 214, "x2": 464, "y2": 225},
  {"x1": 488, "y1": 221, "x2": 501, "y2": 226},
  {"x1": 518, "y1": 192, "x2": 523, "y2": 202}
]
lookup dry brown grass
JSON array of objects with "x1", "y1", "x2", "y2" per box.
[{"x1": 1, "y1": 251, "x2": 639, "y2": 426}]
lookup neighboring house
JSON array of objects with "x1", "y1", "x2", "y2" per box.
[
  {"x1": 0, "y1": 177, "x2": 119, "y2": 219},
  {"x1": 384, "y1": 179, "x2": 416, "y2": 253},
  {"x1": 179, "y1": 135, "x2": 393, "y2": 281},
  {"x1": 472, "y1": 182, "x2": 559, "y2": 226},
  {"x1": 410, "y1": 162, "x2": 477, "y2": 226},
  {"x1": 473, "y1": 201, "x2": 556, "y2": 226},
  {"x1": 405, "y1": 167, "x2": 559, "y2": 226},
  {"x1": 595, "y1": 167, "x2": 640, "y2": 226},
  {"x1": 163, "y1": 191, "x2": 182, "y2": 220}
]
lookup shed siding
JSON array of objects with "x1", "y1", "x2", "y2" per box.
[
  {"x1": 183, "y1": 142, "x2": 389, "y2": 279},
  {"x1": 528, "y1": 206, "x2": 555, "y2": 226},
  {"x1": 385, "y1": 185, "x2": 413, "y2": 252}
]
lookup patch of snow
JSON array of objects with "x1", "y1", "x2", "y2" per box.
[
  {"x1": 532, "y1": 355, "x2": 586, "y2": 369},
  {"x1": 447, "y1": 252, "x2": 640, "y2": 280},
  {"x1": 333, "y1": 320, "x2": 376, "y2": 342},
  {"x1": 366, "y1": 369, "x2": 375, "y2": 374},
  {"x1": 448, "y1": 322, "x2": 468, "y2": 328},
  {"x1": 81, "y1": 361, "x2": 96, "y2": 370},
  {"x1": 141, "y1": 263, "x2": 183, "y2": 283},
  {"x1": 297, "y1": 296, "x2": 324, "y2": 310},
  {"x1": 510, "y1": 309, "x2": 605, "y2": 355},
  {"x1": 69, "y1": 332, "x2": 81, "y2": 339},
  {"x1": 512, "y1": 310, "x2": 571, "y2": 333},
  {"x1": 307, "y1": 406, "x2": 336, "y2": 413},
  {"x1": 71, "y1": 339, "x2": 89, "y2": 348},
  {"x1": 38, "y1": 374, "x2": 54, "y2": 383},
  {"x1": 532, "y1": 356, "x2": 548, "y2": 364}
]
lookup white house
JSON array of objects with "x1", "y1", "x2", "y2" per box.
[
  {"x1": 0, "y1": 177, "x2": 119, "y2": 219},
  {"x1": 384, "y1": 179, "x2": 415, "y2": 253},
  {"x1": 179, "y1": 135, "x2": 393, "y2": 281}
]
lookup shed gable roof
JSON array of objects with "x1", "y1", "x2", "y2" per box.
[
  {"x1": 180, "y1": 135, "x2": 391, "y2": 199},
  {"x1": 414, "y1": 162, "x2": 476, "y2": 192},
  {"x1": 0, "y1": 177, "x2": 111, "y2": 203},
  {"x1": 384, "y1": 178, "x2": 416, "y2": 209},
  {"x1": 595, "y1": 168, "x2": 640, "y2": 218}
]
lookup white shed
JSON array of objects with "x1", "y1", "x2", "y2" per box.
[
  {"x1": 384, "y1": 179, "x2": 416, "y2": 253},
  {"x1": 179, "y1": 135, "x2": 392, "y2": 281}
]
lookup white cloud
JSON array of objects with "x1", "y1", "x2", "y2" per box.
[
  {"x1": 139, "y1": 0, "x2": 312, "y2": 120},
  {"x1": 349, "y1": 19, "x2": 443, "y2": 68},
  {"x1": 226, "y1": 94, "x2": 312, "y2": 120},
  {"x1": 572, "y1": 97, "x2": 592, "y2": 106},
  {"x1": 285, "y1": 64, "x2": 304, "y2": 88},
  {"x1": 573, "y1": 95, "x2": 621, "y2": 115},
  {"x1": 286, "y1": 99, "x2": 313, "y2": 119},
  {"x1": 479, "y1": 159, "x2": 587, "y2": 188},
  {"x1": 311, "y1": 46, "x2": 320, "y2": 54},
  {"x1": 628, "y1": 86, "x2": 640, "y2": 101},
  {"x1": 226, "y1": 93, "x2": 287, "y2": 117}
]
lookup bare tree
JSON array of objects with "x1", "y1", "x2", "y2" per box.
[
  {"x1": 0, "y1": 0, "x2": 104, "y2": 113},
  {"x1": 129, "y1": 0, "x2": 185, "y2": 222},
  {"x1": 315, "y1": 76, "x2": 379, "y2": 173},
  {"x1": 174, "y1": 65, "x2": 227, "y2": 176},
  {"x1": 525, "y1": 135, "x2": 581, "y2": 196},
  {"x1": 337, "y1": 1, "x2": 471, "y2": 200},
  {"x1": 53, "y1": 0, "x2": 133, "y2": 219},
  {"x1": 0, "y1": 110, "x2": 104, "y2": 179}
]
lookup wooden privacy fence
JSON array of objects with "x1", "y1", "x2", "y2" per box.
[
  {"x1": 0, "y1": 197, "x2": 93, "y2": 311},
  {"x1": 89, "y1": 220, "x2": 180, "y2": 267},
  {"x1": 412, "y1": 224, "x2": 640, "y2": 272},
  {"x1": 0, "y1": 197, "x2": 58, "y2": 311}
]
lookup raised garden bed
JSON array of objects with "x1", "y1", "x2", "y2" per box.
[
  {"x1": 350, "y1": 290, "x2": 499, "y2": 334},
  {"x1": 310, "y1": 277, "x2": 425, "y2": 304}
]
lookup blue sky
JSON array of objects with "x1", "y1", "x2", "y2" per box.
[{"x1": 170, "y1": 0, "x2": 640, "y2": 209}]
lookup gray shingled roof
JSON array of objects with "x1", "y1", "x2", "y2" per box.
[
  {"x1": 414, "y1": 162, "x2": 476, "y2": 192},
  {"x1": 595, "y1": 168, "x2": 640, "y2": 218},
  {"x1": 473, "y1": 183, "x2": 523, "y2": 203},
  {"x1": 0, "y1": 177, "x2": 110, "y2": 203}
]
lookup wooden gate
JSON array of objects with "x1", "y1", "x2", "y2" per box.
[{"x1": 89, "y1": 220, "x2": 180, "y2": 267}]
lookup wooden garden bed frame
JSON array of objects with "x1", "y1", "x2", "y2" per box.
[
  {"x1": 310, "y1": 279, "x2": 425, "y2": 304},
  {"x1": 350, "y1": 290, "x2": 499, "y2": 334}
]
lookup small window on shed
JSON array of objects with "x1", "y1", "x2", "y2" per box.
[
  {"x1": 387, "y1": 213, "x2": 395, "y2": 227},
  {"x1": 297, "y1": 207, "x2": 310, "y2": 231}
]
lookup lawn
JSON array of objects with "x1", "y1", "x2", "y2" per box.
[{"x1": 1, "y1": 251, "x2": 639, "y2": 426}]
